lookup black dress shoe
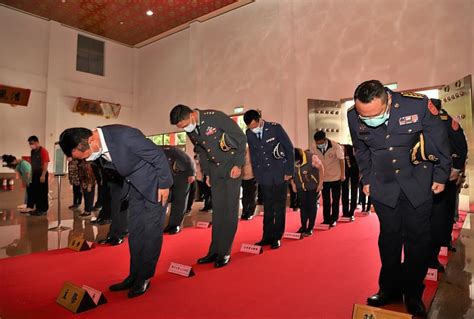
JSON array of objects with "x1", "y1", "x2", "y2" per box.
[
  {"x1": 109, "y1": 276, "x2": 135, "y2": 291},
  {"x1": 110, "y1": 237, "x2": 124, "y2": 246},
  {"x1": 405, "y1": 297, "x2": 427, "y2": 317},
  {"x1": 98, "y1": 219, "x2": 111, "y2": 225},
  {"x1": 197, "y1": 253, "x2": 218, "y2": 264},
  {"x1": 255, "y1": 239, "x2": 272, "y2": 246},
  {"x1": 241, "y1": 214, "x2": 254, "y2": 220},
  {"x1": 429, "y1": 260, "x2": 445, "y2": 272},
  {"x1": 163, "y1": 225, "x2": 171, "y2": 233},
  {"x1": 98, "y1": 237, "x2": 112, "y2": 244},
  {"x1": 367, "y1": 291, "x2": 403, "y2": 307},
  {"x1": 297, "y1": 227, "x2": 306, "y2": 233},
  {"x1": 214, "y1": 255, "x2": 231, "y2": 268},
  {"x1": 270, "y1": 240, "x2": 281, "y2": 249},
  {"x1": 168, "y1": 226, "x2": 181, "y2": 235},
  {"x1": 303, "y1": 230, "x2": 313, "y2": 237},
  {"x1": 127, "y1": 279, "x2": 150, "y2": 298}
]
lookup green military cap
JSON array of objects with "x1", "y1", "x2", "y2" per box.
[{"x1": 410, "y1": 133, "x2": 439, "y2": 165}]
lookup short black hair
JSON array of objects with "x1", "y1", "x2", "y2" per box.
[
  {"x1": 58, "y1": 128, "x2": 93, "y2": 157},
  {"x1": 431, "y1": 98, "x2": 442, "y2": 111},
  {"x1": 170, "y1": 104, "x2": 193, "y2": 125},
  {"x1": 2, "y1": 154, "x2": 16, "y2": 167},
  {"x1": 354, "y1": 80, "x2": 388, "y2": 104},
  {"x1": 27, "y1": 135, "x2": 39, "y2": 143},
  {"x1": 243, "y1": 109, "x2": 261, "y2": 125},
  {"x1": 294, "y1": 148, "x2": 303, "y2": 164},
  {"x1": 314, "y1": 130, "x2": 326, "y2": 141}
]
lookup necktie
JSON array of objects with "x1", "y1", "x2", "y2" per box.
[{"x1": 257, "y1": 132, "x2": 262, "y2": 140}]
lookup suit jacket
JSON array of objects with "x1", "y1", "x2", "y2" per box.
[
  {"x1": 99, "y1": 125, "x2": 173, "y2": 203},
  {"x1": 348, "y1": 90, "x2": 451, "y2": 208},
  {"x1": 246, "y1": 121, "x2": 295, "y2": 186}
]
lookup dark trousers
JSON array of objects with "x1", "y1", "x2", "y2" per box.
[
  {"x1": 289, "y1": 184, "x2": 300, "y2": 209},
  {"x1": 108, "y1": 181, "x2": 128, "y2": 239},
  {"x1": 322, "y1": 181, "x2": 341, "y2": 223},
  {"x1": 187, "y1": 180, "x2": 196, "y2": 211},
  {"x1": 241, "y1": 178, "x2": 257, "y2": 217},
  {"x1": 97, "y1": 181, "x2": 112, "y2": 220},
  {"x1": 168, "y1": 174, "x2": 190, "y2": 227},
  {"x1": 72, "y1": 185, "x2": 82, "y2": 206},
  {"x1": 27, "y1": 172, "x2": 49, "y2": 212},
  {"x1": 82, "y1": 185, "x2": 95, "y2": 213},
  {"x1": 128, "y1": 184, "x2": 166, "y2": 280},
  {"x1": 298, "y1": 190, "x2": 319, "y2": 230},
  {"x1": 373, "y1": 191, "x2": 432, "y2": 299},
  {"x1": 261, "y1": 183, "x2": 288, "y2": 241},
  {"x1": 359, "y1": 182, "x2": 372, "y2": 212},
  {"x1": 429, "y1": 180, "x2": 457, "y2": 265},
  {"x1": 257, "y1": 184, "x2": 263, "y2": 205},
  {"x1": 342, "y1": 170, "x2": 358, "y2": 217},
  {"x1": 92, "y1": 164, "x2": 103, "y2": 208},
  {"x1": 208, "y1": 175, "x2": 241, "y2": 256},
  {"x1": 198, "y1": 179, "x2": 212, "y2": 209},
  {"x1": 95, "y1": 182, "x2": 104, "y2": 208}
]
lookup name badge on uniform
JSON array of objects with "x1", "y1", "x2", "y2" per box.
[
  {"x1": 266, "y1": 137, "x2": 275, "y2": 143},
  {"x1": 399, "y1": 114, "x2": 418, "y2": 126}
]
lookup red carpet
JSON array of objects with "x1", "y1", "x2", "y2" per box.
[{"x1": 0, "y1": 209, "x2": 467, "y2": 319}]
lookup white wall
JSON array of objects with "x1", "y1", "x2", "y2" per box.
[
  {"x1": 135, "y1": 0, "x2": 473, "y2": 149},
  {"x1": 1, "y1": 0, "x2": 472, "y2": 173},
  {"x1": 0, "y1": 6, "x2": 135, "y2": 172}
]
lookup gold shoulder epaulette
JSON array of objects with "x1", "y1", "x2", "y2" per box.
[
  {"x1": 400, "y1": 91, "x2": 425, "y2": 99},
  {"x1": 270, "y1": 122, "x2": 278, "y2": 126}
]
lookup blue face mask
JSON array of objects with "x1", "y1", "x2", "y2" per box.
[{"x1": 360, "y1": 108, "x2": 390, "y2": 128}]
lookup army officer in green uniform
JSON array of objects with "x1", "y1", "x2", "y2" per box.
[{"x1": 170, "y1": 104, "x2": 247, "y2": 268}]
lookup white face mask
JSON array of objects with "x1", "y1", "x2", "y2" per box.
[
  {"x1": 85, "y1": 144, "x2": 103, "y2": 161},
  {"x1": 251, "y1": 120, "x2": 263, "y2": 134},
  {"x1": 183, "y1": 117, "x2": 197, "y2": 133},
  {"x1": 316, "y1": 141, "x2": 327, "y2": 150}
]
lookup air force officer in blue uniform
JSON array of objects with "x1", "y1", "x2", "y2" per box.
[
  {"x1": 244, "y1": 110, "x2": 294, "y2": 249},
  {"x1": 59, "y1": 125, "x2": 173, "y2": 298},
  {"x1": 347, "y1": 80, "x2": 451, "y2": 317}
]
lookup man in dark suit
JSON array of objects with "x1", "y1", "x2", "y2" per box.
[
  {"x1": 348, "y1": 80, "x2": 451, "y2": 317},
  {"x1": 162, "y1": 146, "x2": 196, "y2": 235},
  {"x1": 244, "y1": 109, "x2": 294, "y2": 249},
  {"x1": 170, "y1": 105, "x2": 246, "y2": 268},
  {"x1": 59, "y1": 125, "x2": 173, "y2": 298}
]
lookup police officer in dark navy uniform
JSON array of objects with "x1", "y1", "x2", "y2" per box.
[
  {"x1": 244, "y1": 110, "x2": 295, "y2": 249},
  {"x1": 348, "y1": 80, "x2": 451, "y2": 317},
  {"x1": 341, "y1": 144, "x2": 359, "y2": 220},
  {"x1": 170, "y1": 104, "x2": 246, "y2": 268},
  {"x1": 162, "y1": 146, "x2": 196, "y2": 235},
  {"x1": 426, "y1": 99, "x2": 468, "y2": 271}
]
